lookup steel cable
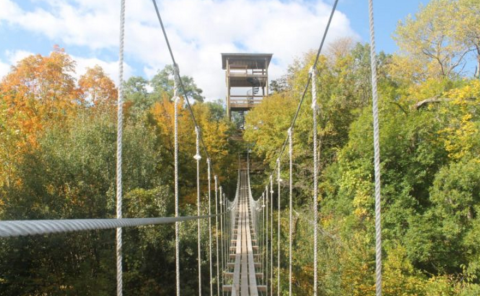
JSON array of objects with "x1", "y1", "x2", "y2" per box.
[
  {"x1": 368, "y1": 0, "x2": 383, "y2": 295},
  {"x1": 0, "y1": 214, "x2": 226, "y2": 237}
]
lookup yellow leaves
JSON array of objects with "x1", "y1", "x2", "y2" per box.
[
  {"x1": 383, "y1": 244, "x2": 425, "y2": 296},
  {"x1": 150, "y1": 98, "x2": 233, "y2": 201},
  {"x1": 438, "y1": 80, "x2": 480, "y2": 160},
  {"x1": 448, "y1": 79, "x2": 480, "y2": 102},
  {"x1": 244, "y1": 92, "x2": 297, "y2": 165},
  {"x1": 393, "y1": 0, "x2": 473, "y2": 79}
]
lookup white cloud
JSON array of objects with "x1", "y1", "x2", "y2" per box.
[
  {"x1": 0, "y1": 50, "x2": 34, "y2": 80},
  {"x1": 0, "y1": 0, "x2": 359, "y2": 100},
  {"x1": 0, "y1": 49, "x2": 133, "y2": 85},
  {"x1": 72, "y1": 56, "x2": 133, "y2": 85},
  {"x1": 6, "y1": 50, "x2": 34, "y2": 64},
  {"x1": 0, "y1": 60, "x2": 10, "y2": 79}
]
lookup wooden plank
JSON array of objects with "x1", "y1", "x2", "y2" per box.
[
  {"x1": 257, "y1": 285, "x2": 267, "y2": 292},
  {"x1": 223, "y1": 285, "x2": 233, "y2": 292},
  {"x1": 246, "y1": 192, "x2": 259, "y2": 296},
  {"x1": 226, "y1": 169, "x2": 265, "y2": 296},
  {"x1": 241, "y1": 192, "x2": 249, "y2": 296},
  {"x1": 232, "y1": 184, "x2": 243, "y2": 296}
]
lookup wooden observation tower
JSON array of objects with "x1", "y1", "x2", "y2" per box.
[{"x1": 221, "y1": 53, "x2": 273, "y2": 120}]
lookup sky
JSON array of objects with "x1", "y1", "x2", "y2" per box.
[{"x1": 0, "y1": 0, "x2": 430, "y2": 101}]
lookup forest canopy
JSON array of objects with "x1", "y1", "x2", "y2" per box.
[{"x1": 1, "y1": 0, "x2": 480, "y2": 294}]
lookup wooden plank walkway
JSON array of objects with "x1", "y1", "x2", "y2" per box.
[{"x1": 224, "y1": 170, "x2": 261, "y2": 295}]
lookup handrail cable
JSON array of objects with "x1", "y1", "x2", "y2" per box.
[{"x1": 0, "y1": 213, "x2": 227, "y2": 237}]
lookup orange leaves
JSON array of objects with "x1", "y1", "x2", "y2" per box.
[
  {"x1": 1, "y1": 48, "x2": 79, "y2": 147},
  {"x1": 78, "y1": 65, "x2": 117, "y2": 110},
  {"x1": 0, "y1": 47, "x2": 119, "y2": 189},
  {"x1": 0, "y1": 47, "x2": 119, "y2": 148}
]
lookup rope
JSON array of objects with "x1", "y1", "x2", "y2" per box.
[
  {"x1": 310, "y1": 67, "x2": 319, "y2": 296},
  {"x1": 277, "y1": 159, "x2": 281, "y2": 296},
  {"x1": 116, "y1": 1, "x2": 125, "y2": 295},
  {"x1": 224, "y1": 192, "x2": 228, "y2": 292},
  {"x1": 270, "y1": 176, "x2": 274, "y2": 296},
  {"x1": 214, "y1": 175, "x2": 220, "y2": 295},
  {"x1": 368, "y1": 0, "x2": 383, "y2": 295},
  {"x1": 288, "y1": 128, "x2": 293, "y2": 296},
  {"x1": 310, "y1": 67, "x2": 318, "y2": 296},
  {"x1": 219, "y1": 186, "x2": 225, "y2": 290},
  {"x1": 0, "y1": 214, "x2": 226, "y2": 237},
  {"x1": 194, "y1": 127, "x2": 202, "y2": 296},
  {"x1": 223, "y1": 192, "x2": 228, "y2": 292},
  {"x1": 265, "y1": 185, "x2": 271, "y2": 295},
  {"x1": 207, "y1": 160, "x2": 213, "y2": 296},
  {"x1": 173, "y1": 65, "x2": 181, "y2": 296},
  {"x1": 262, "y1": 192, "x2": 266, "y2": 284}
]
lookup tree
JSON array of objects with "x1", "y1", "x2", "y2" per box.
[
  {"x1": 0, "y1": 109, "x2": 165, "y2": 295},
  {"x1": 123, "y1": 76, "x2": 152, "y2": 118},
  {"x1": 78, "y1": 65, "x2": 117, "y2": 110},
  {"x1": 0, "y1": 46, "x2": 80, "y2": 148},
  {"x1": 394, "y1": 0, "x2": 472, "y2": 79},
  {"x1": 150, "y1": 65, "x2": 204, "y2": 102},
  {"x1": 455, "y1": 0, "x2": 480, "y2": 78}
]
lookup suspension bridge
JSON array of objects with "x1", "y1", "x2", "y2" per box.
[{"x1": 0, "y1": 0, "x2": 383, "y2": 295}]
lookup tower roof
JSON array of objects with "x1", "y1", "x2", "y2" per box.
[{"x1": 221, "y1": 53, "x2": 273, "y2": 70}]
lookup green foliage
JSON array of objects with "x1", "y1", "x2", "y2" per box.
[
  {"x1": 2, "y1": 1, "x2": 480, "y2": 294},
  {"x1": 150, "y1": 64, "x2": 204, "y2": 102},
  {"x1": 246, "y1": 34, "x2": 480, "y2": 295},
  {"x1": 0, "y1": 52, "x2": 233, "y2": 295}
]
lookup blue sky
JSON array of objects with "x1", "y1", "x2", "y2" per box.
[
  {"x1": 0, "y1": 0, "x2": 430, "y2": 100},
  {"x1": 339, "y1": 0, "x2": 428, "y2": 54}
]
